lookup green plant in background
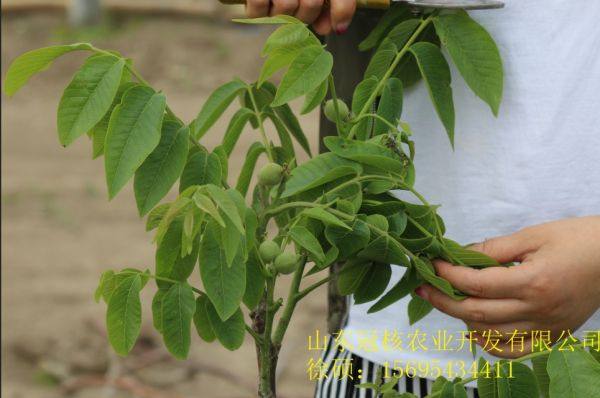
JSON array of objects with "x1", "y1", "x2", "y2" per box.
[{"x1": 4, "y1": 6, "x2": 600, "y2": 398}]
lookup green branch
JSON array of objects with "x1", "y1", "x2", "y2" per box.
[{"x1": 272, "y1": 257, "x2": 307, "y2": 346}]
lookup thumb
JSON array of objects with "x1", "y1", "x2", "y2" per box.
[
  {"x1": 469, "y1": 228, "x2": 541, "y2": 264},
  {"x1": 329, "y1": 0, "x2": 356, "y2": 34}
]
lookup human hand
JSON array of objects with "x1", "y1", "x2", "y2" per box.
[
  {"x1": 415, "y1": 216, "x2": 600, "y2": 358},
  {"x1": 245, "y1": 0, "x2": 356, "y2": 35}
]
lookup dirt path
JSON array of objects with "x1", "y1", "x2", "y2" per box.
[{"x1": 2, "y1": 13, "x2": 327, "y2": 398}]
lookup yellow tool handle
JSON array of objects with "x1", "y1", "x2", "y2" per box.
[{"x1": 218, "y1": 0, "x2": 391, "y2": 10}]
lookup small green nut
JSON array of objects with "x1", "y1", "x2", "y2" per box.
[
  {"x1": 324, "y1": 99, "x2": 350, "y2": 122},
  {"x1": 259, "y1": 240, "x2": 281, "y2": 263},
  {"x1": 258, "y1": 163, "x2": 283, "y2": 186},
  {"x1": 273, "y1": 252, "x2": 300, "y2": 275}
]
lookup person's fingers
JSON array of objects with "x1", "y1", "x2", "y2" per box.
[
  {"x1": 469, "y1": 228, "x2": 542, "y2": 264},
  {"x1": 270, "y1": 0, "x2": 299, "y2": 16},
  {"x1": 312, "y1": 9, "x2": 332, "y2": 35},
  {"x1": 295, "y1": 0, "x2": 324, "y2": 24},
  {"x1": 329, "y1": 0, "x2": 356, "y2": 34},
  {"x1": 417, "y1": 285, "x2": 532, "y2": 323},
  {"x1": 246, "y1": 0, "x2": 270, "y2": 18},
  {"x1": 433, "y1": 260, "x2": 534, "y2": 299},
  {"x1": 467, "y1": 321, "x2": 534, "y2": 339},
  {"x1": 473, "y1": 336, "x2": 534, "y2": 359}
]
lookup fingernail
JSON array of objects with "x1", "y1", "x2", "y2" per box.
[
  {"x1": 335, "y1": 23, "x2": 349, "y2": 35},
  {"x1": 415, "y1": 286, "x2": 428, "y2": 300}
]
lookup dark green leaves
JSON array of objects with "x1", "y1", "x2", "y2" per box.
[
  {"x1": 410, "y1": 42, "x2": 455, "y2": 145},
  {"x1": 57, "y1": 55, "x2": 125, "y2": 146},
  {"x1": 354, "y1": 263, "x2": 392, "y2": 304},
  {"x1": 547, "y1": 348, "x2": 600, "y2": 398},
  {"x1": 289, "y1": 226, "x2": 325, "y2": 264},
  {"x1": 434, "y1": 12, "x2": 503, "y2": 116},
  {"x1": 192, "y1": 80, "x2": 246, "y2": 139},
  {"x1": 4, "y1": 43, "x2": 93, "y2": 96},
  {"x1": 351, "y1": 76, "x2": 379, "y2": 138},
  {"x1": 281, "y1": 152, "x2": 361, "y2": 198},
  {"x1": 496, "y1": 361, "x2": 540, "y2": 398},
  {"x1": 199, "y1": 221, "x2": 246, "y2": 321},
  {"x1": 106, "y1": 274, "x2": 142, "y2": 356},
  {"x1": 155, "y1": 220, "x2": 199, "y2": 287},
  {"x1": 364, "y1": 39, "x2": 397, "y2": 81},
  {"x1": 443, "y1": 239, "x2": 500, "y2": 268},
  {"x1": 531, "y1": 355, "x2": 550, "y2": 398},
  {"x1": 407, "y1": 295, "x2": 433, "y2": 325},
  {"x1": 206, "y1": 304, "x2": 245, "y2": 351},
  {"x1": 161, "y1": 283, "x2": 196, "y2": 359},
  {"x1": 272, "y1": 46, "x2": 333, "y2": 106},
  {"x1": 301, "y1": 80, "x2": 328, "y2": 115},
  {"x1": 302, "y1": 207, "x2": 350, "y2": 230},
  {"x1": 374, "y1": 77, "x2": 403, "y2": 135},
  {"x1": 104, "y1": 85, "x2": 166, "y2": 199},
  {"x1": 325, "y1": 218, "x2": 370, "y2": 259},
  {"x1": 134, "y1": 122, "x2": 189, "y2": 216},
  {"x1": 221, "y1": 108, "x2": 254, "y2": 156},
  {"x1": 324, "y1": 136, "x2": 406, "y2": 176},
  {"x1": 262, "y1": 23, "x2": 311, "y2": 56},
  {"x1": 359, "y1": 5, "x2": 411, "y2": 51},
  {"x1": 368, "y1": 267, "x2": 419, "y2": 313},
  {"x1": 235, "y1": 142, "x2": 265, "y2": 197},
  {"x1": 179, "y1": 148, "x2": 222, "y2": 192},
  {"x1": 193, "y1": 294, "x2": 217, "y2": 342}
]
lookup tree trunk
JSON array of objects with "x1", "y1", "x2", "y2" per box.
[
  {"x1": 252, "y1": 298, "x2": 279, "y2": 397},
  {"x1": 320, "y1": 10, "x2": 384, "y2": 334}
]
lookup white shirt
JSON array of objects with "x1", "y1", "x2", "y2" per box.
[{"x1": 344, "y1": 0, "x2": 600, "y2": 376}]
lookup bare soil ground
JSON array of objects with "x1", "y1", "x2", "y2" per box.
[{"x1": 2, "y1": 13, "x2": 326, "y2": 398}]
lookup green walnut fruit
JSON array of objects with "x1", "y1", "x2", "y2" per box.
[
  {"x1": 258, "y1": 163, "x2": 283, "y2": 186},
  {"x1": 259, "y1": 240, "x2": 281, "y2": 263},
  {"x1": 273, "y1": 252, "x2": 300, "y2": 275},
  {"x1": 324, "y1": 99, "x2": 350, "y2": 122}
]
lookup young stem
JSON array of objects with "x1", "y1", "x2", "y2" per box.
[
  {"x1": 259, "y1": 277, "x2": 277, "y2": 397},
  {"x1": 272, "y1": 258, "x2": 307, "y2": 346},
  {"x1": 348, "y1": 12, "x2": 438, "y2": 140},
  {"x1": 328, "y1": 74, "x2": 342, "y2": 136}
]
